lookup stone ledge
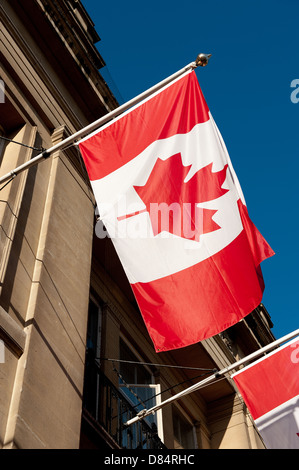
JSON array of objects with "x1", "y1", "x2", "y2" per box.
[{"x1": 0, "y1": 306, "x2": 26, "y2": 357}]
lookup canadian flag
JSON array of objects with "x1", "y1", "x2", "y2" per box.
[
  {"x1": 232, "y1": 337, "x2": 299, "y2": 449},
  {"x1": 79, "y1": 70, "x2": 274, "y2": 352}
]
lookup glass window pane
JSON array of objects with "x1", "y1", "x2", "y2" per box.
[
  {"x1": 173, "y1": 407, "x2": 195, "y2": 449},
  {"x1": 119, "y1": 340, "x2": 152, "y2": 384}
]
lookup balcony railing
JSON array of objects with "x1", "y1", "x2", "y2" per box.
[{"x1": 82, "y1": 357, "x2": 167, "y2": 449}]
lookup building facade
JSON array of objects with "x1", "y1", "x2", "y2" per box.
[{"x1": 0, "y1": 0, "x2": 275, "y2": 449}]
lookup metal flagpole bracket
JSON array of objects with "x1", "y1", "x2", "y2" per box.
[
  {"x1": 41, "y1": 148, "x2": 50, "y2": 159},
  {"x1": 137, "y1": 409, "x2": 148, "y2": 418}
]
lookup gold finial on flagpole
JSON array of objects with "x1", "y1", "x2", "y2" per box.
[{"x1": 195, "y1": 53, "x2": 212, "y2": 67}]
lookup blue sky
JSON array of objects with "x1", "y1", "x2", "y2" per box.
[{"x1": 81, "y1": 0, "x2": 298, "y2": 340}]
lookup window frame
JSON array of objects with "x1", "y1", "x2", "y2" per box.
[
  {"x1": 119, "y1": 334, "x2": 164, "y2": 443},
  {"x1": 172, "y1": 403, "x2": 197, "y2": 449}
]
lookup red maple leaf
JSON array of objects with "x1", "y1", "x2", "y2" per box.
[{"x1": 119, "y1": 153, "x2": 228, "y2": 241}]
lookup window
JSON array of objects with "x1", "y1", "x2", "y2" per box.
[
  {"x1": 83, "y1": 298, "x2": 102, "y2": 417},
  {"x1": 0, "y1": 126, "x2": 6, "y2": 164},
  {"x1": 118, "y1": 338, "x2": 164, "y2": 445},
  {"x1": 86, "y1": 297, "x2": 102, "y2": 360},
  {"x1": 173, "y1": 406, "x2": 196, "y2": 449}
]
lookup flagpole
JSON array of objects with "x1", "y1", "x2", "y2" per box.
[
  {"x1": 0, "y1": 54, "x2": 211, "y2": 188},
  {"x1": 125, "y1": 328, "x2": 299, "y2": 426}
]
